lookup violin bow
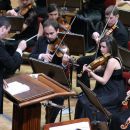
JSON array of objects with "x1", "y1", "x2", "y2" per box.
[
  {"x1": 52, "y1": 15, "x2": 77, "y2": 59},
  {"x1": 94, "y1": 4, "x2": 116, "y2": 59}
]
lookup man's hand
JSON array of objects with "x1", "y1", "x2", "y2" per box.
[
  {"x1": 39, "y1": 53, "x2": 53, "y2": 62},
  {"x1": 62, "y1": 54, "x2": 70, "y2": 66},
  {"x1": 92, "y1": 32, "x2": 100, "y2": 44}
]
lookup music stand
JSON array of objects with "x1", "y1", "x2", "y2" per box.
[
  {"x1": 119, "y1": 9, "x2": 130, "y2": 27},
  {"x1": 58, "y1": 32, "x2": 85, "y2": 56},
  {"x1": 78, "y1": 80, "x2": 112, "y2": 122},
  {"x1": 118, "y1": 46, "x2": 130, "y2": 71},
  {"x1": 46, "y1": 0, "x2": 65, "y2": 8},
  {"x1": 6, "y1": 16, "x2": 24, "y2": 33},
  {"x1": 29, "y1": 58, "x2": 70, "y2": 88},
  {"x1": 65, "y1": 0, "x2": 82, "y2": 10}
]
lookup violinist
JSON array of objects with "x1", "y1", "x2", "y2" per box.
[
  {"x1": 92, "y1": 5, "x2": 128, "y2": 48},
  {"x1": 38, "y1": 3, "x2": 70, "y2": 37},
  {"x1": 6, "y1": 0, "x2": 39, "y2": 48},
  {"x1": 75, "y1": 35, "x2": 126, "y2": 125},
  {"x1": 29, "y1": 19, "x2": 70, "y2": 123},
  {"x1": 76, "y1": 5, "x2": 129, "y2": 88}
]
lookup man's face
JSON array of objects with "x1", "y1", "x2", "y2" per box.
[
  {"x1": 0, "y1": 26, "x2": 11, "y2": 39},
  {"x1": 44, "y1": 25, "x2": 59, "y2": 42},
  {"x1": 105, "y1": 14, "x2": 118, "y2": 27},
  {"x1": 48, "y1": 10, "x2": 59, "y2": 20}
]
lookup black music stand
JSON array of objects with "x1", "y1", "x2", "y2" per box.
[
  {"x1": 118, "y1": 46, "x2": 130, "y2": 71},
  {"x1": 29, "y1": 58, "x2": 71, "y2": 88},
  {"x1": 58, "y1": 32, "x2": 85, "y2": 56},
  {"x1": 78, "y1": 80, "x2": 112, "y2": 122},
  {"x1": 46, "y1": 0, "x2": 65, "y2": 7},
  {"x1": 6, "y1": 16, "x2": 24, "y2": 33},
  {"x1": 119, "y1": 9, "x2": 130, "y2": 27}
]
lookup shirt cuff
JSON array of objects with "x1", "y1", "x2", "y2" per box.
[
  {"x1": 16, "y1": 48, "x2": 23, "y2": 56},
  {"x1": 38, "y1": 54, "x2": 44, "y2": 60},
  {"x1": 62, "y1": 63, "x2": 67, "y2": 69}
]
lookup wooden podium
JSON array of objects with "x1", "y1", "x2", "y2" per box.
[{"x1": 4, "y1": 74, "x2": 75, "y2": 130}]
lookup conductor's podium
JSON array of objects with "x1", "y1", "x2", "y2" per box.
[{"x1": 4, "y1": 74, "x2": 76, "y2": 130}]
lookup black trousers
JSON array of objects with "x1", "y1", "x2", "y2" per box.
[{"x1": 0, "y1": 85, "x2": 3, "y2": 114}]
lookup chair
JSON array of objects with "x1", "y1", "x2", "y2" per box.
[{"x1": 118, "y1": 46, "x2": 130, "y2": 71}]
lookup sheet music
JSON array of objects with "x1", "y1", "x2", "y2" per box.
[
  {"x1": 49, "y1": 122, "x2": 90, "y2": 130},
  {"x1": 5, "y1": 81, "x2": 30, "y2": 95}
]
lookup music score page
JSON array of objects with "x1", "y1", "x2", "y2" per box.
[{"x1": 5, "y1": 81, "x2": 30, "y2": 95}]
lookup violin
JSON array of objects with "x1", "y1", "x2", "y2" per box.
[
  {"x1": 122, "y1": 94, "x2": 130, "y2": 109},
  {"x1": 88, "y1": 53, "x2": 111, "y2": 70},
  {"x1": 47, "y1": 38, "x2": 69, "y2": 58},
  {"x1": 57, "y1": 17, "x2": 71, "y2": 32},
  {"x1": 18, "y1": 3, "x2": 33, "y2": 16},
  {"x1": 105, "y1": 24, "x2": 117, "y2": 36}
]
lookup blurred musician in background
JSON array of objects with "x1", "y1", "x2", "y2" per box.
[
  {"x1": 71, "y1": 0, "x2": 105, "y2": 52},
  {"x1": 30, "y1": 19, "x2": 70, "y2": 123},
  {"x1": 0, "y1": 0, "x2": 12, "y2": 16},
  {"x1": 0, "y1": 16, "x2": 27, "y2": 114},
  {"x1": 6, "y1": 0, "x2": 42, "y2": 51},
  {"x1": 38, "y1": 3, "x2": 70, "y2": 37}
]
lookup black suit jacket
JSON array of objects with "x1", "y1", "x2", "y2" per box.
[
  {"x1": 113, "y1": 20, "x2": 128, "y2": 48},
  {"x1": 0, "y1": 41, "x2": 23, "y2": 113}
]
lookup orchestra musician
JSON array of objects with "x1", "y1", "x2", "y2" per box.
[
  {"x1": 38, "y1": 3, "x2": 71, "y2": 37},
  {"x1": 29, "y1": 19, "x2": 70, "y2": 123},
  {"x1": 6, "y1": 0, "x2": 40, "y2": 49},
  {"x1": 0, "y1": 16, "x2": 27, "y2": 114},
  {"x1": 75, "y1": 35, "x2": 126, "y2": 125},
  {"x1": 76, "y1": 5, "x2": 129, "y2": 88},
  {"x1": 0, "y1": 0, "x2": 12, "y2": 16}
]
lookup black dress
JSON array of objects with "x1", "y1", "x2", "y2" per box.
[{"x1": 75, "y1": 58, "x2": 126, "y2": 122}]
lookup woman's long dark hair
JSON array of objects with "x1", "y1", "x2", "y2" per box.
[{"x1": 100, "y1": 35, "x2": 118, "y2": 57}]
